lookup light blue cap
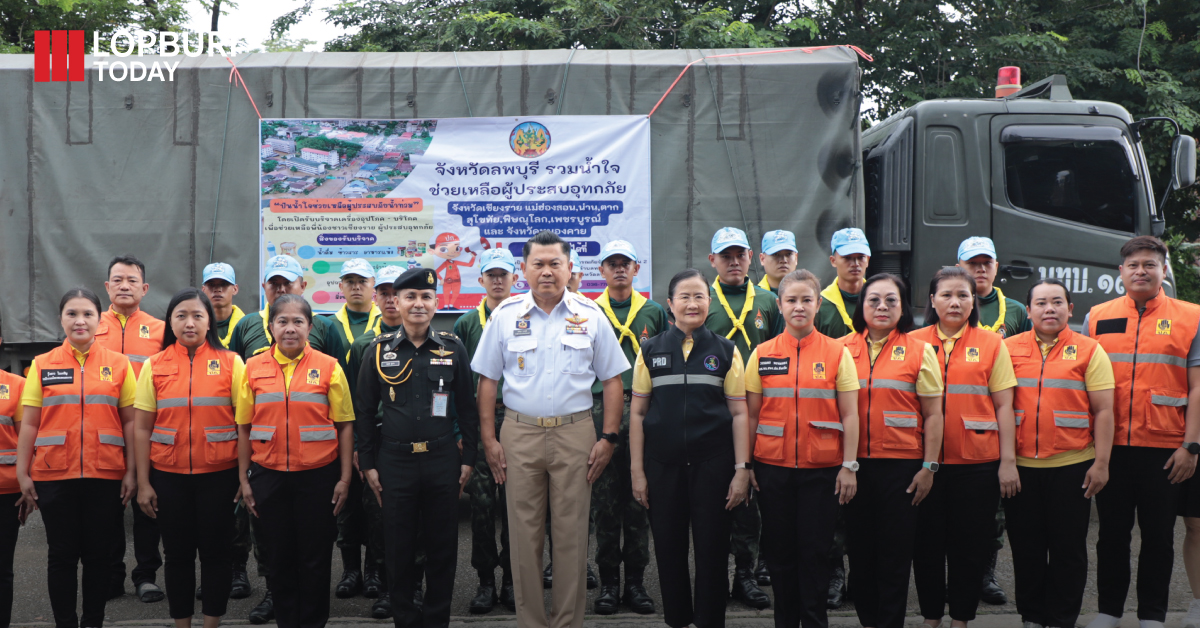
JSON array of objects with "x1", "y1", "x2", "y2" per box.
[
  {"x1": 339, "y1": 258, "x2": 375, "y2": 279},
  {"x1": 480, "y1": 248, "x2": 517, "y2": 273},
  {"x1": 202, "y1": 262, "x2": 236, "y2": 285},
  {"x1": 570, "y1": 249, "x2": 582, "y2": 273},
  {"x1": 830, "y1": 228, "x2": 871, "y2": 257},
  {"x1": 711, "y1": 227, "x2": 751, "y2": 253},
  {"x1": 599, "y1": 240, "x2": 638, "y2": 263},
  {"x1": 374, "y1": 265, "x2": 405, "y2": 287},
  {"x1": 761, "y1": 230, "x2": 798, "y2": 255},
  {"x1": 958, "y1": 236, "x2": 997, "y2": 261},
  {"x1": 263, "y1": 255, "x2": 302, "y2": 282}
]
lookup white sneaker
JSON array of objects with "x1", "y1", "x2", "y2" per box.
[
  {"x1": 1185, "y1": 600, "x2": 1200, "y2": 628},
  {"x1": 1086, "y1": 614, "x2": 1121, "y2": 628}
]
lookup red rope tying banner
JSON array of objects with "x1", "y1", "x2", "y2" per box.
[
  {"x1": 646, "y1": 45, "x2": 873, "y2": 118},
  {"x1": 226, "y1": 56, "x2": 263, "y2": 119}
]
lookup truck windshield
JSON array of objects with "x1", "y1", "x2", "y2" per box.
[{"x1": 1004, "y1": 140, "x2": 1137, "y2": 233}]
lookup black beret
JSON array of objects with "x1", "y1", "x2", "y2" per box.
[{"x1": 394, "y1": 267, "x2": 438, "y2": 291}]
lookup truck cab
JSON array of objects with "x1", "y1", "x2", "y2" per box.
[{"x1": 861, "y1": 72, "x2": 1197, "y2": 320}]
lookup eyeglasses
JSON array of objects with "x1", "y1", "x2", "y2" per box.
[{"x1": 864, "y1": 296, "x2": 900, "y2": 309}]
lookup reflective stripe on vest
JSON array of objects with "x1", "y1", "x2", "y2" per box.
[{"x1": 651, "y1": 374, "x2": 724, "y2": 388}]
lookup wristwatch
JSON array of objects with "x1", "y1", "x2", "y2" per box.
[
  {"x1": 734, "y1": 461, "x2": 754, "y2": 470},
  {"x1": 922, "y1": 461, "x2": 940, "y2": 473},
  {"x1": 600, "y1": 432, "x2": 619, "y2": 445},
  {"x1": 842, "y1": 461, "x2": 860, "y2": 472},
  {"x1": 1183, "y1": 442, "x2": 1200, "y2": 455}
]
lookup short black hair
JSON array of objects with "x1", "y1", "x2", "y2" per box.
[
  {"x1": 925, "y1": 267, "x2": 980, "y2": 329},
  {"x1": 850, "y1": 273, "x2": 915, "y2": 334},
  {"x1": 667, "y1": 268, "x2": 707, "y2": 299},
  {"x1": 1119, "y1": 235, "x2": 1168, "y2": 263},
  {"x1": 108, "y1": 255, "x2": 147, "y2": 282},
  {"x1": 522, "y1": 230, "x2": 571, "y2": 260},
  {"x1": 1026, "y1": 278, "x2": 1072, "y2": 306},
  {"x1": 59, "y1": 286, "x2": 102, "y2": 315},
  {"x1": 162, "y1": 288, "x2": 227, "y2": 352},
  {"x1": 269, "y1": 294, "x2": 313, "y2": 326}
]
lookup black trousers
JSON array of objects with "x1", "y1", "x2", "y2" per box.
[
  {"x1": 756, "y1": 463, "x2": 840, "y2": 628},
  {"x1": 249, "y1": 462, "x2": 339, "y2": 628},
  {"x1": 845, "y1": 459, "x2": 922, "y2": 628},
  {"x1": 1003, "y1": 461, "x2": 1091, "y2": 628},
  {"x1": 0, "y1": 492, "x2": 19, "y2": 628},
  {"x1": 151, "y1": 467, "x2": 238, "y2": 619},
  {"x1": 112, "y1": 500, "x2": 162, "y2": 587},
  {"x1": 36, "y1": 478, "x2": 124, "y2": 628},
  {"x1": 1097, "y1": 445, "x2": 1182, "y2": 622},
  {"x1": 645, "y1": 453, "x2": 734, "y2": 628},
  {"x1": 913, "y1": 461, "x2": 1000, "y2": 621},
  {"x1": 378, "y1": 437, "x2": 460, "y2": 628}
]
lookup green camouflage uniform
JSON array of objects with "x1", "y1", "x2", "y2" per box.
[
  {"x1": 454, "y1": 303, "x2": 512, "y2": 581},
  {"x1": 589, "y1": 294, "x2": 667, "y2": 585},
  {"x1": 706, "y1": 279, "x2": 781, "y2": 570}
]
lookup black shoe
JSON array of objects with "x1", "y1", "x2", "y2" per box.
[
  {"x1": 594, "y1": 585, "x2": 621, "y2": 615},
  {"x1": 624, "y1": 582, "x2": 655, "y2": 614},
  {"x1": 542, "y1": 562, "x2": 553, "y2": 589},
  {"x1": 730, "y1": 568, "x2": 771, "y2": 609},
  {"x1": 470, "y1": 578, "x2": 497, "y2": 614},
  {"x1": 371, "y1": 592, "x2": 393, "y2": 619},
  {"x1": 755, "y1": 559, "x2": 771, "y2": 587},
  {"x1": 363, "y1": 570, "x2": 383, "y2": 598},
  {"x1": 195, "y1": 586, "x2": 202, "y2": 600},
  {"x1": 336, "y1": 569, "x2": 363, "y2": 599},
  {"x1": 827, "y1": 565, "x2": 846, "y2": 609},
  {"x1": 981, "y1": 549, "x2": 1008, "y2": 605},
  {"x1": 248, "y1": 592, "x2": 274, "y2": 625},
  {"x1": 230, "y1": 569, "x2": 252, "y2": 599},
  {"x1": 500, "y1": 573, "x2": 516, "y2": 611},
  {"x1": 413, "y1": 581, "x2": 424, "y2": 611},
  {"x1": 586, "y1": 563, "x2": 598, "y2": 590}
]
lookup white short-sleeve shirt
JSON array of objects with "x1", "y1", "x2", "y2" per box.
[{"x1": 471, "y1": 290, "x2": 631, "y2": 417}]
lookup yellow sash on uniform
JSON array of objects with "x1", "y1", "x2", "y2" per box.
[
  {"x1": 335, "y1": 303, "x2": 381, "y2": 361},
  {"x1": 757, "y1": 276, "x2": 773, "y2": 291},
  {"x1": 595, "y1": 288, "x2": 648, "y2": 354},
  {"x1": 712, "y1": 279, "x2": 756, "y2": 346},
  {"x1": 255, "y1": 308, "x2": 273, "y2": 356},
  {"x1": 477, "y1": 300, "x2": 491, "y2": 328},
  {"x1": 978, "y1": 287, "x2": 1008, "y2": 334},
  {"x1": 218, "y1": 305, "x2": 245, "y2": 349},
  {"x1": 820, "y1": 280, "x2": 859, "y2": 333}
]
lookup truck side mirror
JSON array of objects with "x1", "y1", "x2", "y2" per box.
[{"x1": 1173, "y1": 135, "x2": 1197, "y2": 189}]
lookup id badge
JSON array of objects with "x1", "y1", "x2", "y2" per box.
[{"x1": 432, "y1": 392, "x2": 449, "y2": 417}]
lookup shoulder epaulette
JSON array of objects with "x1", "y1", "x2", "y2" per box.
[
  {"x1": 438, "y1": 330, "x2": 459, "y2": 340},
  {"x1": 366, "y1": 332, "x2": 396, "y2": 349},
  {"x1": 569, "y1": 292, "x2": 602, "y2": 310},
  {"x1": 493, "y1": 295, "x2": 524, "y2": 311}
]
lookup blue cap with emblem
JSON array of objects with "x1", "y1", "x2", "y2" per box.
[
  {"x1": 599, "y1": 240, "x2": 638, "y2": 263},
  {"x1": 263, "y1": 255, "x2": 303, "y2": 282},
  {"x1": 830, "y1": 228, "x2": 871, "y2": 257},
  {"x1": 202, "y1": 262, "x2": 236, "y2": 285},
  {"x1": 957, "y1": 236, "x2": 997, "y2": 261},
  {"x1": 339, "y1": 258, "x2": 375, "y2": 279},
  {"x1": 374, "y1": 265, "x2": 405, "y2": 287},
  {"x1": 711, "y1": 227, "x2": 751, "y2": 254},
  {"x1": 570, "y1": 249, "x2": 582, "y2": 273},
  {"x1": 480, "y1": 248, "x2": 517, "y2": 273},
  {"x1": 761, "y1": 230, "x2": 797, "y2": 255}
]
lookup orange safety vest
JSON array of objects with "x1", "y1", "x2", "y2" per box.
[
  {"x1": 95, "y1": 309, "x2": 165, "y2": 377},
  {"x1": 145, "y1": 341, "x2": 239, "y2": 474},
  {"x1": 753, "y1": 330, "x2": 849, "y2": 469},
  {"x1": 1005, "y1": 328, "x2": 1097, "y2": 459},
  {"x1": 910, "y1": 324, "x2": 1003, "y2": 465},
  {"x1": 843, "y1": 329, "x2": 928, "y2": 460},
  {"x1": 1087, "y1": 292, "x2": 1200, "y2": 449},
  {"x1": 0, "y1": 371, "x2": 26, "y2": 493},
  {"x1": 30, "y1": 341, "x2": 131, "y2": 481},
  {"x1": 245, "y1": 347, "x2": 340, "y2": 472}
]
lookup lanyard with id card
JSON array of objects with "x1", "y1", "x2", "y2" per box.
[{"x1": 432, "y1": 378, "x2": 449, "y2": 418}]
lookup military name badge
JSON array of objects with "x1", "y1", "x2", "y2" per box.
[
  {"x1": 1157, "y1": 319, "x2": 1172, "y2": 335},
  {"x1": 891, "y1": 346, "x2": 906, "y2": 360},
  {"x1": 515, "y1": 319, "x2": 531, "y2": 336},
  {"x1": 307, "y1": 369, "x2": 321, "y2": 385},
  {"x1": 100, "y1": 366, "x2": 113, "y2": 382},
  {"x1": 0, "y1": 384, "x2": 8, "y2": 399},
  {"x1": 207, "y1": 359, "x2": 221, "y2": 375},
  {"x1": 812, "y1": 362, "x2": 826, "y2": 380},
  {"x1": 381, "y1": 361, "x2": 402, "y2": 367},
  {"x1": 966, "y1": 347, "x2": 980, "y2": 362},
  {"x1": 1063, "y1": 345, "x2": 1078, "y2": 360},
  {"x1": 139, "y1": 325, "x2": 150, "y2": 339}
]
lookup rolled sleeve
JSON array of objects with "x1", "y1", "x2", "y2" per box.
[
  {"x1": 835, "y1": 347, "x2": 860, "y2": 392},
  {"x1": 1085, "y1": 345, "x2": 1116, "y2": 391},
  {"x1": 590, "y1": 317, "x2": 631, "y2": 382},
  {"x1": 327, "y1": 365, "x2": 355, "y2": 422},
  {"x1": 725, "y1": 348, "x2": 746, "y2": 399},
  {"x1": 744, "y1": 350, "x2": 762, "y2": 394},
  {"x1": 21, "y1": 360, "x2": 42, "y2": 409},
  {"x1": 133, "y1": 363, "x2": 157, "y2": 412},
  {"x1": 632, "y1": 351, "x2": 652, "y2": 397},
  {"x1": 916, "y1": 344, "x2": 945, "y2": 397},
  {"x1": 988, "y1": 343, "x2": 1018, "y2": 392}
]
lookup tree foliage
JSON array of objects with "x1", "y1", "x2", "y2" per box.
[{"x1": 2, "y1": 0, "x2": 190, "y2": 54}]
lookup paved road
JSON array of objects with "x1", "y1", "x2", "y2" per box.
[{"x1": 6, "y1": 498, "x2": 1198, "y2": 625}]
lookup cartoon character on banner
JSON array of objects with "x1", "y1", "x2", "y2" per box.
[{"x1": 431, "y1": 232, "x2": 487, "y2": 309}]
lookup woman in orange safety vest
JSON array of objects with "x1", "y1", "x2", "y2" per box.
[
  {"x1": 746, "y1": 269, "x2": 860, "y2": 628},
  {"x1": 1004, "y1": 278, "x2": 1114, "y2": 628},
  {"x1": 235, "y1": 294, "x2": 354, "y2": 628},
  {"x1": 841, "y1": 273, "x2": 945, "y2": 628},
  {"x1": 910, "y1": 267, "x2": 1019, "y2": 628},
  {"x1": 0, "y1": 328, "x2": 26, "y2": 628},
  {"x1": 15, "y1": 287, "x2": 138, "y2": 628},
  {"x1": 133, "y1": 288, "x2": 245, "y2": 628}
]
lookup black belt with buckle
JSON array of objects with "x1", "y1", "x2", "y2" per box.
[{"x1": 383, "y1": 430, "x2": 455, "y2": 454}]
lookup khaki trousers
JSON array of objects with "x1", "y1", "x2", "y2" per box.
[{"x1": 501, "y1": 416, "x2": 596, "y2": 628}]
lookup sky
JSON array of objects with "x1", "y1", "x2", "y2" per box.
[{"x1": 182, "y1": 0, "x2": 355, "y2": 52}]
